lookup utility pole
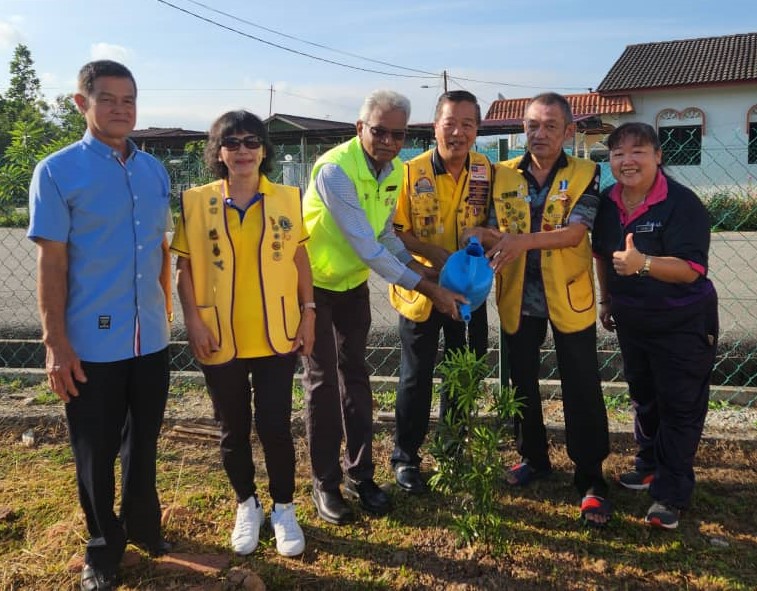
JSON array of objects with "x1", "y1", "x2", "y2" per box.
[
  {"x1": 268, "y1": 84, "x2": 274, "y2": 118},
  {"x1": 443, "y1": 70, "x2": 448, "y2": 93}
]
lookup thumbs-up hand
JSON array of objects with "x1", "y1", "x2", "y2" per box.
[{"x1": 612, "y1": 232, "x2": 644, "y2": 276}]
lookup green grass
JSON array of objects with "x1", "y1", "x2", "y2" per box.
[
  {"x1": 0, "y1": 376, "x2": 26, "y2": 391},
  {"x1": 1, "y1": 422, "x2": 755, "y2": 590},
  {"x1": 372, "y1": 389, "x2": 400, "y2": 412},
  {"x1": 168, "y1": 377, "x2": 203, "y2": 398},
  {"x1": 603, "y1": 392, "x2": 632, "y2": 411},
  {"x1": 30, "y1": 390, "x2": 59, "y2": 405},
  {"x1": 708, "y1": 399, "x2": 733, "y2": 411},
  {"x1": 292, "y1": 384, "x2": 305, "y2": 411}
]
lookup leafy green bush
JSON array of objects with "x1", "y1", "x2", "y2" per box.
[
  {"x1": 704, "y1": 191, "x2": 757, "y2": 231},
  {"x1": 0, "y1": 207, "x2": 29, "y2": 228},
  {"x1": 0, "y1": 118, "x2": 74, "y2": 211}
]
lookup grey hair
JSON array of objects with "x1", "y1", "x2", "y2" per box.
[{"x1": 358, "y1": 89, "x2": 411, "y2": 122}]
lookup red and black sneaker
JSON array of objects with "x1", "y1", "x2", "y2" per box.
[
  {"x1": 644, "y1": 501, "x2": 680, "y2": 529},
  {"x1": 618, "y1": 469, "x2": 655, "y2": 491}
]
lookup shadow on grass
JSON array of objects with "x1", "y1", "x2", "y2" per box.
[{"x1": 2, "y1": 416, "x2": 756, "y2": 590}]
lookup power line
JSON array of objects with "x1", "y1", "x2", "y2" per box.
[
  {"x1": 276, "y1": 89, "x2": 355, "y2": 112},
  {"x1": 3, "y1": 86, "x2": 271, "y2": 92},
  {"x1": 449, "y1": 73, "x2": 590, "y2": 92},
  {"x1": 155, "y1": 0, "x2": 437, "y2": 80},
  {"x1": 167, "y1": 0, "x2": 592, "y2": 93},
  {"x1": 1, "y1": 84, "x2": 358, "y2": 114},
  {"x1": 181, "y1": 0, "x2": 437, "y2": 76}
]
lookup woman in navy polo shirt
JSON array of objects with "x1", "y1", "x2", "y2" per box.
[{"x1": 592, "y1": 122, "x2": 718, "y2": 530}]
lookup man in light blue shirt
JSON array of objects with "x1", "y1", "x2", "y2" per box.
[
  {"x1": 302, "y1": 90, "x2": 465, "y2": 526},
  {"x1": 27, "y1": 60, "x2": 171, "y2": 591}
]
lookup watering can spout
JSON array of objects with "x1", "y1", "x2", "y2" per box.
[
  {"x1": 465, "y1": 237, "x2": 485, "y2": 258},
  {"x1": 439, "y1": 236, "x2": 494, "y2": 321}
]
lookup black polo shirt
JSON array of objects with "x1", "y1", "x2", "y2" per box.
[{"x1": 592, "y1": 174, "x2": 714, "y2": 308}]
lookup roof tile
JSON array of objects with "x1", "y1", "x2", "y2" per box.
[
  {"x1": 597, "y1": 32, "x2": 757, "y2": 92},
  {"x1": 485, "y1": 93, "x2": 634, "y2": 121}
]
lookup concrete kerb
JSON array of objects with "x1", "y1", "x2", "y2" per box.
[{"x1": 2, "y1": 367, "x2": 755, "y2": 408}]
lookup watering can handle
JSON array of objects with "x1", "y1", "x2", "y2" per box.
[
  {"x1": 467, "y1": 255, "x2": 477, "y2": 289},
  {"x1": 450, "y1": 258, "x2": 475, "y2": 323}
]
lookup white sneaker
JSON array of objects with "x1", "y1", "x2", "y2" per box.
[
  {"x1": 231, "y1": 496, "x2": 264, "y2": 555},
  {"x1": 270, "y1": 502, "x2": 305, "y2": 557}
]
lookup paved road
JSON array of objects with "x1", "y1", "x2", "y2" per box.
[{"x1": 3, "y1": 227, "x2": 756, "y2": 345}]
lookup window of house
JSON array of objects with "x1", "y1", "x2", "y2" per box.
[
  {"x1": 749, "y1": 122, "x2": 757, "y2": 165},
  {"x1": 656, "y1": 108, "x2": 704, "y2": 167},
  {"x1": 659, "y1": 125, "x2": 702, "y2": 166}
]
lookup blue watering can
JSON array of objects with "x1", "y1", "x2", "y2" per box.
[{"x1": 439, "y1": 236, "x2": 494, "y2": 323}]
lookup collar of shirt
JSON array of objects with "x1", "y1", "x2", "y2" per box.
[
  {"x1": 609, "y1": 169, "x2": 668, "y2": 225},
  {"x1": 360, "y1": 146, "x2": 395, "y2": 181},
  {"x1": 221, "y1": 175, "x2": 272, "y2": 220},
  {"x1": 431, "y1": 148, "x2": 470, "y2": 176},
  {"x1": 519, "y1": 150, "x2": 568, "y2": 186},
  {"x1": 82, "y1": 129, "x2": 138, "y2": 162}
]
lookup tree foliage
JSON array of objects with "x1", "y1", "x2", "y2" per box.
[
  {"x1": 6, "y1": 45, "x2": 43, "y2": 108},
  {"x1": 0, "y1": 44, "x2": 86, "y2": 212}
]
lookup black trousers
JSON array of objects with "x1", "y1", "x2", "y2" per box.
[
  {"x1": 613, "y1": 290, "x2": 718, "y2": 509},
  {"x1": 202, "y1": 354, "x2": 298, "y2": 504},
  {"x1": 506, "y1": 317, "x2": 609, "y2": 496},
  {"x1": 303, "y1": 282, "x2": 374, "y2": 491},
  {"x1": 392, "y1": 304, "x2": 488, "y2": 467},
  {"x1": 65, "y1": 347, "x2": 169, "y2": 571}
]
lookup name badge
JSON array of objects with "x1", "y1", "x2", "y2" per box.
[{"x1": 636, "y1": 222, "x2": 656, "y2": 233}]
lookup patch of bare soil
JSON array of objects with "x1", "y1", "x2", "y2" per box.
[
  {"x1": 2, "y1": 385, "x2": 757, "y2": 590},
  {"x1": 3, "y1": 385, "x2": 755, "y2": 441}
]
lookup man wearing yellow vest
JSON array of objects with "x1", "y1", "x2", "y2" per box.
[
  {"x1": 302, "y1": 90, "x2": 466, "y2": 525},
  {"x1": 389, "y1": 91, "x2": 492, "y2": 494},
  {"x1": 469, "y1": 92, "x2": 611, "y2": 527}
]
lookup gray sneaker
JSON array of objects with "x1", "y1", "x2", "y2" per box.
[
  {"x1": 619, "y1": 469, "x2": 655, "y2": 491},
  {"x1": 644, "y1": 502, "x2": 680, "y2": 529}
]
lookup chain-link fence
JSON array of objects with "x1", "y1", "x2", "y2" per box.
[{"x1": 2, "y1": 132, "x2": 756, "y2": 406}]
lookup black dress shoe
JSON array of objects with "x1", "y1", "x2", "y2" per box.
[
  {"x1": 312, "y1": 488, "x2": 354, "y2": 525},
  {"x1": 132, "y1": 537, "x2": 172, "y2": 557},
  {"x1": 394, "y1": 465, "x2": 429, "y2": 495},
  {"x1": 343, "y1": 477, "x2": 392, "y2": 515},
  {"x1": 80, "y1": 564, "x2": 117, "y2": 591}
]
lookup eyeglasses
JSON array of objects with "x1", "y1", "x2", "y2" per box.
[
  {"x1": 220, "y1": 135, "x2": 263, "y2": 151},
  {"x1": 367, "y1": 125, "x2": 406, "y2": 142}
]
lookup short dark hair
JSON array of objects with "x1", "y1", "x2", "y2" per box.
[
  {"x1": 434, "y1": 90, "x2": 481, "y2": 125},
  {"x1": 606, "y1": 122, "x2": 661, "y2": 152},
  {"x1": 527, "y1": 92, "x2": 573, "y2": 125},
  {"x1": 78, "y1": 60, "x2": 137, "y2": 96},
  {"x1": 204, "y1": 110, "x2": 275, "y2": 178}
]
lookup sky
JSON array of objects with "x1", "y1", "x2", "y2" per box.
[{"x1": 0, "y1": 0, "x2": 755, "y2": 131}]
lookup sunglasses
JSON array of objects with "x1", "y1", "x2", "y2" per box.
[
  {"x1": 367, "y1": 125, "x2": 407, "y2": 142},
  {"x1": 220, "y1": 135, "x2": 263, "y2": 151}
]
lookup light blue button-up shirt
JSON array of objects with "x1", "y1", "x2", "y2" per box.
[{"x1": 27, "y1": 130, "x2": 171, "y2": 362}]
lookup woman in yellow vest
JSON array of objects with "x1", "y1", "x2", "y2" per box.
[{"x1": 171, "y1": 111, "x2": 314, "y2": 558}]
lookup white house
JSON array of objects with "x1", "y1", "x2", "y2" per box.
[
  {"x1": 485, "y1": 32, "x2": 757, "y2": 195},
  {"x1": 596, "y1": 32, "x2": 757, "y2": 194}
]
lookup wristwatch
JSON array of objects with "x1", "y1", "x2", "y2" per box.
[
  {"x1": 637, "y1": 255, "x2": 652, "y2": 277},
  {"x1": 300, "y1": 302, "x2": 316, "y2": 311}
]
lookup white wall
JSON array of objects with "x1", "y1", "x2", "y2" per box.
[{"x1": 603, "y1": 85, "x2": 757, "y2": 194}]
